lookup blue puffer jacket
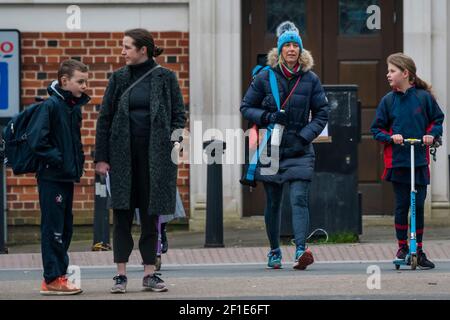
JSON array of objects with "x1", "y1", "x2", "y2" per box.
[{"x1": 240, "y1": 48, "x2": 329, "y2": 183}]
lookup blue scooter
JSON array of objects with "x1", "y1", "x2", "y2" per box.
[{"x1": 393, "y1": 138, "x2": 422, "y2": 270}]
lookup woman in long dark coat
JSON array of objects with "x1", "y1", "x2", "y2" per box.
[{"x1": 95, "y1": 29, "x2": 186, "y2": 293}]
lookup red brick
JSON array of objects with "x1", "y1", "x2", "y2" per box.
[
  {"x1": 23, "y1": 57, "x2": 35, "y2": 64},
  {"x1": 112, "y1": 48, "x2": 122, "y2": 55},
  {"x1": 95, "y1": 40, "x2": 106, "y2": 47},
  {"x1": 22, "y1": 48, "x2": 39, "y2": 55},
  {"x1": 23, "y1": 40, "x2": 34, "y2": 46},
  {"x1": 65, "y1": 32, "x2": 87, "y2": 39},
  {"x1": 106, "y1": 56, "x2": 118, "y2": 63},
  {"x1": 83, "y1": 121, "x2": 95, "y2": 128},
  {"x1": 17, "y1": 178, "x2": 36, "y2": 186},
  {"x1": 88, "y1": 32, "x2": 111, "y2": 39},
  {"x1": 155, "y1": 40, "x2": 165, "y2": 47},
  {"x1": 90, "y1": 48, "x2": 111, "y2": 55},
  {"x1": 47, "y1": 56, "x2": 60, "y2": 63},
  {"x1": 160, "y1": 32, "x2": 182, "y2": 39},
  {"x1": 60, "y1": 40, "x2": 70, "y2": 47},
  {"x1": 82, "y1": 137, "x2": 95, "y2": 145},
  {"x1": 93, "y1": 57, "x2": 104, "y2": 64},
  {"x1": 35, "y1": 40, "x2": 46, "y2": 47},
  {"x1": 65, "y1": 48, "x2": 87, "y2": 55},
  {"x1": 71, "y1": 40, "x2": 82, "y2": 47},
  {"x1": 112, "y1": 32, "x2": 124, "y2": 39},
  {"x1": 94, "y1": 72, "x2": 106, "y2": 79},
  {"x1": 164, "y1": 48, "x2": 182, "y2": 55},
  {"x1": 42, "y1": 32, "x2": 64, "y2": 39},
  {"x1": 178, "y1": 40, "x2": 189, "y2": 47},
  {"x1": 22, "y1": 80, "x2": 43, "y2": 87},
  {"x1": 90, "y1": 96, "x2": 103, "y2": 104},
  {"x1": 22, "y1": 32, "x2": 40, "y2": 39},
  {"x1": 42, "y1": 64, "x2": 59, "y2": 72},
  {"x1": 107, "y1": 40, "x2": 118, "y2": 47},
  {"x1": 41, "y1": 48, "x2": 64, "y2": 55},
  {"x1": 19, "y1": 194, "x2": 39, "y2": 201},
  {"x1": 82, "y1": 56, "x2": 93, "y2": 64},
  {"x1": 179, "y1": 56, "x2": 189, "y2": 63},
  {"x1": 89, "y1": 80, "x2": 108, "y2": 87},
  {"x1": 12, "y1": 203, "x2": 24, "y2": 210},
  {"x1": 83, "y1": 40, "x2": 94, "y2": 47}
]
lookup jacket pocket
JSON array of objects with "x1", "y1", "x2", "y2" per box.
[{"x1": 281, "y1": 131, "x2": 307, "y2": 158}]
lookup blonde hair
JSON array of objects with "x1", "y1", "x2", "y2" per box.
[{"x1": 387, "y1": 52, "x2": 435, "y2": 99}]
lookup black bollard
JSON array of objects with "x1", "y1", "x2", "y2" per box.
[
  {"x1": 91, "y1": 151, "x2": 111, "y2": 251},
  {"x1": 203, "y1": 140, "x2": 226, "y2": 248},
  {"x1": 0, "y1": 152, "x2": 7, "y2": 254}
]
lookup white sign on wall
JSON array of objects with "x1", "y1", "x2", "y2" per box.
[{"x1": 0, "y1": 30, "x2": 20, "y2": 121}]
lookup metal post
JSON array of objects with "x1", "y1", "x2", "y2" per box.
[
  {"x1": 203, "y1": 140, "x2": 226, "y2": 248},
  {"x1": 0, "y1": 156, "x2": 7, "y2": 254}
]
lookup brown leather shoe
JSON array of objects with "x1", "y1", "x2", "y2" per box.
[{"x1": 40, "y1": 276, "x2": 82, "y2": 296}]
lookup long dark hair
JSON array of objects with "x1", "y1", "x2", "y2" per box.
[
  {"x1": 387, "y1": 52, "x2": 435, "y2": 99},
  {"x1": 124, "y1": 28, "x2": 164, "y2": 58}
]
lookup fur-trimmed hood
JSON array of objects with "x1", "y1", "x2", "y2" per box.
[{"x1": 267, "y1": 47, "x2": 314, "y2": 72}]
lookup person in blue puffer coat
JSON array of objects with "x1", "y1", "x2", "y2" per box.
[{"x1": 240, "y1": 21, "x2": 329, "y2": 270}]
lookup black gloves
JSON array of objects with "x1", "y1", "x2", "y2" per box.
[{"x1": 261, "y1": 111, "x2": 288, "y2": 126}]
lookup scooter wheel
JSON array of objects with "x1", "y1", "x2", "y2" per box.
[
  {"x1": 155, "y1": 256, "x2": 162, "y2": 271},
  {"x1": 395, "y1": 264, "x2": 400, "y2": 270},
  {"x1": 411, "y1": 255, "x2": 417, "y2": 270}
]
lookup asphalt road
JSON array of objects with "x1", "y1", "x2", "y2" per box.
[{"x1": 1, "y1": 261, "x2": 450, "y2": 300}]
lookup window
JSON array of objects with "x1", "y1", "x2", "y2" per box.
[
  {"x1": 266, "y1": 0, "x2": 306, "y2": 35},
  {"x1": 339, "y1": 0, "x2": 380, "y2": 35}
]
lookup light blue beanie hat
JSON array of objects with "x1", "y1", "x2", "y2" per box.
[{"x1": 277, "y1": 21, "x2": 303, "y2": 54}]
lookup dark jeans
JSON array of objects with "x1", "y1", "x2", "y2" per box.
[
  {"x1": 393, "y1": 182, "x2": 427, "y2": 246},
  {"x1": 263, "y1": 180, "x2": 310, "y2": 251},
  {"x1": 113, "y1": 209, "x2": 158, "y2": 265},
  {"x1": 38, "y1": 180, "x2": 74, "y2": 284}
]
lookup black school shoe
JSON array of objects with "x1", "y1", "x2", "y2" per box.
[
  {"x1": 395, "y1": 246, "x2": 409, "y2": 261},
  {"x1": 417, "y1": 250, "x2": 435, "y2": 270}
]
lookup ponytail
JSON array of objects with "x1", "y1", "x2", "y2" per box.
[{"x1": 414, "y1": 76, "x2": 435, "y2": 99}]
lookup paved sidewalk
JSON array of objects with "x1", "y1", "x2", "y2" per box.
[{"x1": 1, "y1": 240, "x2": 450, "y2": 269}]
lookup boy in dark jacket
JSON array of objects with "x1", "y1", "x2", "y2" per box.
[{"x1": 27, "y1": 59, "x2": 90, "y2": 295}]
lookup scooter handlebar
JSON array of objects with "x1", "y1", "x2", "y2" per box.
[{"x1": 403, "y1": 138, "x2": 422, "y2": 145}]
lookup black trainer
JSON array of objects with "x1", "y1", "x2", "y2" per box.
[
  {"x1": 142, "y1": 273, "x2": 168, "y2": 292},
  {"x1": 395, "y1": 246, "x2": 409, "y2": 261},
  {"x1": 417, "y1": 250, "x2": 435, "y2": 270},
  {"x1": 111, "y1": 274, "x2": 127, "y2": 293}
]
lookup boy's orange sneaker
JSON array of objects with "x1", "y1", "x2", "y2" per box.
[{"x1": 40, "y1": 276, "x2": 82, "y2": 296}]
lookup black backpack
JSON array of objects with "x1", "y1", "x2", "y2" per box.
[{"x1": 1, "y1": 96, "x2": 55, "y2": 175}]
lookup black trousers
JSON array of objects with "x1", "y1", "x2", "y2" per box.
[
  {"x1": 38, "y1": 179, "x2": 74, "y2": 284},
  {"x1": 113, "y1": 209, "x2": 158, "y2": 264},
  {"x1": 393, "y1": 182, "x2": 427, "y2": 248},
  {"x1": 113, "y1": 135, "x2": 158, "y2": 265}
]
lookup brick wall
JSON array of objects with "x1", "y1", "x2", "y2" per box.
[{"x1": 7, "y1": 31, "x2": 190, "y2": 226}]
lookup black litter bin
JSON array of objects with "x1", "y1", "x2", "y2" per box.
[{"x1": 281, "y1": 85, "x2": 362, "y2": 237}]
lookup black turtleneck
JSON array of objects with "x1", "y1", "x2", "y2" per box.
[{"x1": 129, "y1": 58, "x2": 156, "y2": 137}]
